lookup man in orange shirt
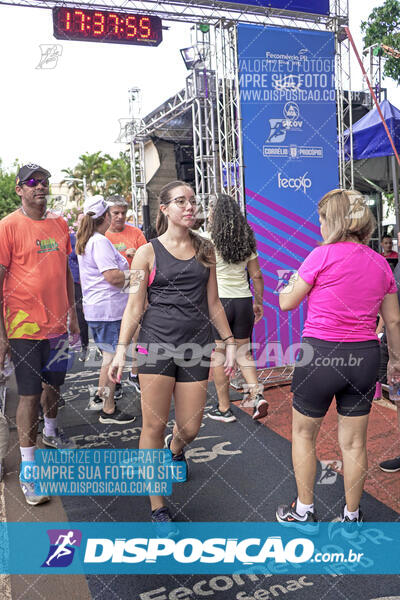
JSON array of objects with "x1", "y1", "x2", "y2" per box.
[
  {"x1": 105, "y1": 196, "x2": 146, "y2": 393},
  {"x1": 0, "y1": 164, "x2": 79, "y2": 506}
]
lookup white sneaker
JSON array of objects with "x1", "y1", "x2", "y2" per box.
[{"x1": 19, "y1": 477, "x2": 50, "y2": 506}]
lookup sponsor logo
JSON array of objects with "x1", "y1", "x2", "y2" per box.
[
  {"x1": 272, "y1": 74, "x2": 303, "y2": 92},
  {"x1": 266, "y1": 102, "x2": 303, "y2": 144},
  {"x1": 277, "y1": 172, "x2": 312, "y2": 193},
  {"x1": 42, "y1": 529, "x2": 82, "y2": 567},
  {"x1": 263, "y1": 145, "x2": 323, "y2": 159}
]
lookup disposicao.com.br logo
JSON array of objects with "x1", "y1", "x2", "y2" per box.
[
  {"x1": 82, "y1": 536, "x2": 362, "y2": 566},
  {"x1": 42, "y1": 529, "x2": 82, "y2": 568}
]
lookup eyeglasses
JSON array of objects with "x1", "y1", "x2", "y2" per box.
[
  {"x1": 20, "y1": 178, "x2": 49, "y2": 188},
  {"x1": 170, "y1": 195, "x2": 199, "y2": 209}
]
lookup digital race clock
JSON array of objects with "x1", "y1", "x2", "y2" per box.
[{"x1": 53, "y1": 7, "x2": 162, "y2": 46}]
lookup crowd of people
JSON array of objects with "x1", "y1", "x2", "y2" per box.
[{"x1": 0, "y1": 164, "x2": 399, "y2": 526}]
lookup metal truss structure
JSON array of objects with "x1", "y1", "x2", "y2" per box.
[
  {"x1": 332, "y1": 0, "x2": 354, "y2": 190},
  {"x1": 1, "y1": 0, "x2": 353, "y2": 220}
]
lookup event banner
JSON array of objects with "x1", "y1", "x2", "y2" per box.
[
  {"x1": 216, "y1": 0, "x2": 329, "y2": 15},
  {"x1": 0, "y1": 522, "x2": 398, "y2": 574},
  {"x1": 238, "y1": 25, "x2": 338, "y2": 367}
]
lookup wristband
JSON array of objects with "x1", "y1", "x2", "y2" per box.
[{"x1": 222, "y1": 335, "x2": 234, "y2": 342}]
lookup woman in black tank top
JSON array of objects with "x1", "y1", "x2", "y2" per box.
[{"x1": 109, "y1": 181, "x2": 236, "y2": 526}]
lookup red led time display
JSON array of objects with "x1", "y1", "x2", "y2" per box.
[{"x1": 53, "y1": 7, "x2": 162, "y2": 46}]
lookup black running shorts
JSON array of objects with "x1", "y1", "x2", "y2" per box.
[
  {"x1": 138, "y1": 356, "x2": 211, "y2": 382},
  {"x1": 213, "y1": 297, "x2": 255, "y2": 340},
  {"x1": 291, "y1": 337, "x2": 380, "y2": 418},
  {"x1": 10, "y1": 334, "x2": 69, "y2": 396}
]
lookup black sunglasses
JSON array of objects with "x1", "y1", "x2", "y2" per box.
[{"x1": 20, "y1": 177, "x2": 49, "y2": 188}]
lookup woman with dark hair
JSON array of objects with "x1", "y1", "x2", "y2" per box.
[
  {"x1": 205, "y1": 194, "x2": 266, "y2": 422},
  {"x1": 76, "y1": 195, "x2": 135, "y2": 425},
  {"x1": 109, "y1": 181, "x2": 236, "y2": 524},
  {"x1": 276, "y1": 189, "x2": 400, "y2": 524}
]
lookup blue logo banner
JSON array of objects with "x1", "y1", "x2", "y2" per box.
[
  {"x1": 237, "y1": 24, "x2": 338, "y2": 367},
  {"x1": 0, "y1": 522, "x2": 399, "y2": 574}
]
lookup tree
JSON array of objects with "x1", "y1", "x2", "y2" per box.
[
  {"x1": 62, "y1": 151, "x2": 132, "y2": 205},
  {"x1": 0, "y1": 161, "x2": 19, "y2": 220},
  {"x1": 361, "y1": 0, "x2": 400, "y2": 84}
]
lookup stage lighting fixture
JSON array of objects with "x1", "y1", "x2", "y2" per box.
[{"x1": 180, "y1": 46, "x2": 203, "y2": 70}]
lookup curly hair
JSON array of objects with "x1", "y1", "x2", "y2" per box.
[{"x1": 208, "y1": 194, "x2": 257, "y2": 263}]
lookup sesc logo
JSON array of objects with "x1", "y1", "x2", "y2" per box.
[{"x1": 277, "y1": 172, "x2": 312, "y2": 193}]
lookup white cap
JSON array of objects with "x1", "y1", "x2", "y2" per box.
[{"x1": 83, "y1": 195, "x2": 109, "y2": 219}]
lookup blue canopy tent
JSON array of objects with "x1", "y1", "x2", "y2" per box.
[{"x1": 344, "y1": 99, "x2": 400, "y2": 229}]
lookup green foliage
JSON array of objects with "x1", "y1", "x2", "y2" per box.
[
  {"x1": 62, "y1": 151, "x2": 132, "y2": 205},
  {"x1": 361, "y1": 0, "x2": 400, "y2": 83},
  {"x1": 0, "y1": 161, "x2": 20, "y2": 220}
]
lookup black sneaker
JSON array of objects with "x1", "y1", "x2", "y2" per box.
[
  {"x1": 151, "y1": 507, "x2": 179, "y2": 538},
  {"x1": 332, "y1": 505, "x2": 364, "y2": 523},
  {"x1": 276, "y1": 499, "x2": 318, "y2": 533},
  {"x1": 379, "y1": 456, "x2": 400, "y2": 473},
  {"x1": 165, "y1": 433, "x2": 188, "y2": 481},
  {"x1": 208, "y1": 406, "x2": 237, "y2": 423},
  {"x1": 253, "y1": 394, "x2": 268, "y2": 420},
  {"x1": 99, "y1": 408, "x2": 136, "y2": 424},
  {"x1": 127, "y1": 372, "x2": 141, "y2": 394},
  {"x1": 114, "y1": 383, "x2": 123, "y2": 401},
  {"x1": 57, "y1": 396, "x2": 65, "y2": 409}
]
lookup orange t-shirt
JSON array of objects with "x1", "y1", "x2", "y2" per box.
[
  {"x1": 105, "y1": 224, "x2": 147, "y2": 267},
  {"x1": 0, "y1": 209, "x2": 71, "y2": 340}
]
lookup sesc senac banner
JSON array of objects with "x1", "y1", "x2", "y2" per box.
[{"x1": 238, "y1": 25, "x2": 338, "y2": 367}]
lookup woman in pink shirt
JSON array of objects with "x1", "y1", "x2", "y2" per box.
[{"x1": 276, "y1": 188, "x2": 400, "y2": 524}]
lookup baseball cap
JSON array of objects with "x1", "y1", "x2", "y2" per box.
[
  {"x1": 83, "y1": 195, "x2": 109, "y2": 219},
  {"x1": 16, "y1": 164, "x2": 51, "y2": 185}
]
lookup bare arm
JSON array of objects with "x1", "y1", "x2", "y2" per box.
[
  {"x1": 279, "y1": 272, "x2": 312, "y2": 311},
  {"x1": 102, "y1": 269, "x2": 126, "y2": 288},
  {"x1": 247, "y1": 257, "x2": 264, "y2": 323},
  {"x1": 66, "y1": 263, "x2": 79, "y2": 334},
  {"x1": 380, "y1": 294, "x2": 400, "y2": 377},
  {"x1": 108, "y1": 244, "x2": 153, "y2": 382},
  {"x1": 0, "y1": 265, "x2": 10, "y2": 370},
  {"x1": 207, "y1": 264, "x2": 236, "y2": 376},
  {"x1": 207, "y1": 265, "x2": 233, "y2": 340}
]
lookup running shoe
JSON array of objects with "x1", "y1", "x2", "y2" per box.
[
  {"x1": 253, "y1": 394, "x2": 268, "y2": 420},
  {"x1": 127, "y1": 373, "x2": 141, "y2": 394},
  {"x1": 42, "y1": 428, "x2": 76, "y2": 449},
  {"x1": 78, "y1": 347, "x2": 88, "y2": 362},
  {"x1": 208, "y1": 406, "x2": 237, "y2": 423},
  {"x1": 99, "y1": 408, "x2": 136, "y2": 424},
  {"x1": 332, "y1": 505, "x2": 364, "y2": 523},
  {"x1": 379, "y1": 456, "x2": 400, "y2": 472},
  {"x1": 57, "y1": 395, "x2": 65, "y2": 409},
  {"x1": 151, "y1": 506, "x2": 179, "y2": 538},
  {"x1": 19, "y1": 477, "x2": 50, "y2": 506},
  {"x1": 165, "y1": 433, "x2": 188, "y2": 480},
  {"x1": 276, "y1": 499, "x2": 318, "y2": 533},
  {"x1": 87, "y1": 394, "x2": 103, "y2": 411},
  {"x1": 114, "y1": 383, "x2": 123, "y2": 401}
]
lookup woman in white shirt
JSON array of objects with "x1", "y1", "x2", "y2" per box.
[{"x1": 205, "y1": 194, "x2": 267, "y2": 422}]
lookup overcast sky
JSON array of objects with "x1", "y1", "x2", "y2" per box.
[{"x1": 0, "y1": 0, "x2": 398, "y2": 181}]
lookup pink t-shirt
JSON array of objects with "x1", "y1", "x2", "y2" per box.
[{"x1": 298, "y1": 242, "x2": 397, "y2": 342}]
